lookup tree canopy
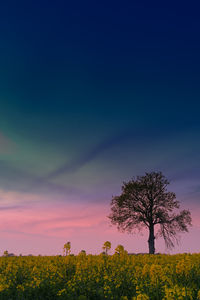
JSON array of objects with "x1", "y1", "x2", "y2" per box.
[
  {"x1": 63, "y1": 242, "x2": 71, "y2": 256},
  {"x1": 102, "y1": 241, "x2": 111, "y2": 255},
  {"x1": 109, "y1": 171, "x2": 192, "y2": 254}
]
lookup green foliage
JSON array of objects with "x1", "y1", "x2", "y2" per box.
[
  {"x1": 102, "y1": 241, "x2": 111, "y2": 255},
  {"x1": 78, "y1": 250, "x2": 86, "y2": 256},
  {"x1": 3, "y1": 250, "x2": 9, "y2": 257},
  {"x1": 0, "y1": 254, "x2": 199, "y2": 299},
  {"x1": 115, "y1": 244, "x2": 127, "y2": 255},
  {"x1": 63, "y1": 241, "x2": 71, "y2": 256}
]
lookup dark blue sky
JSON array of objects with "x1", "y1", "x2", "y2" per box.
[{"x1": 0, "y1": 0, "x2": 200, "y2": 203}]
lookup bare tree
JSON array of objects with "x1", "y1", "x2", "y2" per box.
[{"x1": 109, "y1": 172, "x2": 192, "y2": 254}]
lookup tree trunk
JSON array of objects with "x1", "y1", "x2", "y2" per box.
[{"x1": 148, "y1": 224, "x2": 155, "y2": 254}]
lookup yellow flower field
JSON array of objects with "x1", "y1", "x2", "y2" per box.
[{"x1": 0, "y1": 253, "x2": 200, "y2": 299}]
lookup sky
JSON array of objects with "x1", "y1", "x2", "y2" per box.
[{"x1": 0, "y1": 1, "x2": 200, "y2": 255}]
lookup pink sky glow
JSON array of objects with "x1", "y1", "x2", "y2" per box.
[{"x1": 0, "y1": 189, "x2": 199, "y2": 256}]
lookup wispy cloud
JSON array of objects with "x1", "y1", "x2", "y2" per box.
[
  {"x1": 44, "y1": 125, "x2": 175, "y2": 180},
  {"x1": 43, "y1": 125, "x2": 200, "y2": 184},
  {"x1": 0, "y1": 160, "x2": 84, "y2": 197},
  {"x1": 45, "y1": 130, "x2": 133, "y2": 179},
  {"x1": 0, "y1": 131, "x2": 15, "y2": 154},
  {"x1": 0, "y1": 205, "x2": 23, "y2": 210}
]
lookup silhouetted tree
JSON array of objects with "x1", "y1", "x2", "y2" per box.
[
  {"x1": 79, "y1": 250, "x2": 86, "y2": 256},
  {"x1": 3, "y1": 250, "x2": 9, "y2": 257},
  {"x1": 109, "y1": 172, "x2": 192, "y2": 254},
  {"x1": 115, "y1": 244, "x2": 127, "y2": 255},
  {"x1": 63, "y1": 241, "x2": 71, "y2": 256},
  {"x1": 102, "y1": 241, "x2": 111, "y2": 255}
]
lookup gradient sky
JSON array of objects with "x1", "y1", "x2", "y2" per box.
[{"x1": 0, "y1": 1, "x2": 200, "y2": 255}]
